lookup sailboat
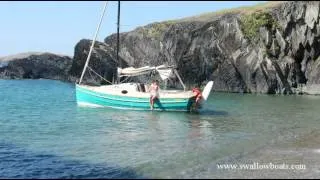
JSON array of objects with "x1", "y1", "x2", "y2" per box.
[{"x1": 75, "y1": 1, "x2": 214, "y2": 111}]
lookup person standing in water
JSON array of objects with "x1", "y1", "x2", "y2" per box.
[
  {"x1": 192, "y1": 87, "x2": 202, "y2": 110},
  {"x1": 149, "y1": 80, "x2": 160, "y2": 110}
]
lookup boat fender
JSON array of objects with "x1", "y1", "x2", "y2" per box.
[{"x1": 121, "y1": 90, "x2": 128, "y2": 94}]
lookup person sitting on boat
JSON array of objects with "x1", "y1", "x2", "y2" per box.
[
  {"x1": 192, "y1": 87, "x2": 202, "y2": 109},
  {"x1": 149, "y1": 80, "x2": 160, "y2": 110}
]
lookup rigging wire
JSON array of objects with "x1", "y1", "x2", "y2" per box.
[
  {"x1": 79, "y1": 1, "x2": 109, "y2": 84},
  {"x1": 87, "y1": 66, "x2": 113, "y2": 84}
]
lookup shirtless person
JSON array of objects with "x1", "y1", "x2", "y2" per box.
[{"x1": 149, "y1": 80, "x2": 160, "y2": 110}]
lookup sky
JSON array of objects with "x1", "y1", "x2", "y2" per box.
[{"x1": 0, "y1": 1, "x2": 264, "y2": 57}]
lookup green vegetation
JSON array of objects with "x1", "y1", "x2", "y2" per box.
[
  {"x1": 136, "y1": 20, "x2": 176, "y2": 40},
  {"x1": 240, "y1": 11, "x2": 280, "y2": 42},
  {"x1": 134, "y1": 1, "x2": 284, "y2": 40},
  {"x1": 147, "y1": 21, "x2": 175, "y2": 39},
  {"x1": 177, "y1": 1, "x2": 285, "y2": 22}
]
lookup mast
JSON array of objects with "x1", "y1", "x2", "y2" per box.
[
  {"x1": 116, "y1": 1, "x2": 121, "y2": 83},
  {"x1": 79, "y1": 2, "x2": 108, "y2": 85}
]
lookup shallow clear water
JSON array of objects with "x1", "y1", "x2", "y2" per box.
[{"x1": 1, "y1": 79, "x2": 320, "y2": 178}]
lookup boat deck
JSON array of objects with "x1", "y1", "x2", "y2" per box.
[{"x1": 78, "y1": 83, "x2": 194, "y2": 99}]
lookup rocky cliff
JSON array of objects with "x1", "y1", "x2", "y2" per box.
[
  {"x1": 0, "y1": 52, "x2": 72, "y2": 81},
  {"x1": 76, "y1": 1, "x2": 318, "y2": 94},
  {"x1": 2, "y1": 1, "x2": 320, "y2": 95},
  {"x1": 69, "y1": 39, "x2": 128, "y2": 85}
]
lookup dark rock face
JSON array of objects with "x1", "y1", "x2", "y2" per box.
[
  {"x1": 104, "y1": 21, "x2": 208, "y2": 89},
  {"x1": 0, "y1": 52, "x2": 72, "y2": 81},
  {"x1": 101, "y1": 1, "x2": 320, "y2": 94},
  {"x1": 69, "y1": 39, "x2": 128, "y2": 85}
]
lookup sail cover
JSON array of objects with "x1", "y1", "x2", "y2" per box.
[{"x1": 117, "y1": 65, "x2": 174, "y2": 80}]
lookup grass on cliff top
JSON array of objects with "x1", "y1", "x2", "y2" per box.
[
  {"x1": 136, "y1": 20, "x2": 177, "y2": 39},
  {"x1": 134, "y1": 1, "x2": 285, "y2": 39},
  {"x1": 170, "y1": 1, "x2": 285, "y2": 23}
]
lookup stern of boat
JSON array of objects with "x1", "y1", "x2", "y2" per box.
[{"x1": 189, "y1": 81, "x2": 214, "y2": 112}]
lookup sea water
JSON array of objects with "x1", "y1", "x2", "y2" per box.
[{"x1": 1, "y1": 79, "x2": 320, "y2": 178}]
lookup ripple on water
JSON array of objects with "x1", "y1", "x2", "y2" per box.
[{"x1": 1, "y1": 80, "x2": 320, "y2": 178}]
